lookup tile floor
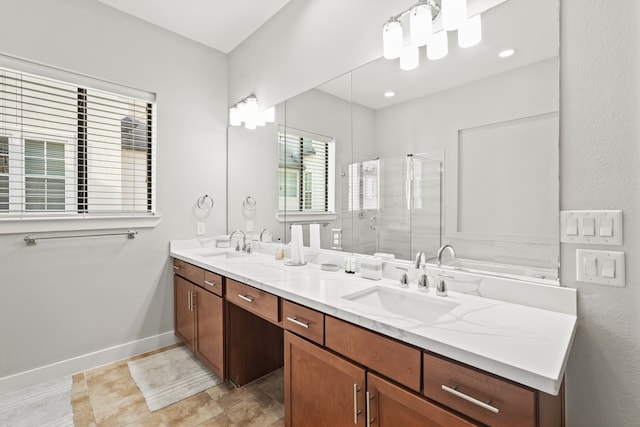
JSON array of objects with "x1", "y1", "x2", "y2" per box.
[{"x1": 71, "y1": 344, "x2": 284, "y2": 427}]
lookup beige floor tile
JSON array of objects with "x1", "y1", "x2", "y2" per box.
[
  {"x1": 122, "y1": 412, "x2": 168, "y2": 427},
  {"x1": 69, "y1": 345, "x2": 286, "y2": 427},
  {"x1": 128, "y1": 343, "x2": 183, "y2": 362},
  {"x1": 84, "y1": 360, "x2": 131, "y2": 388},
  {"x1": 157, "y1": 391, "x2": 224, "y2": 427}
]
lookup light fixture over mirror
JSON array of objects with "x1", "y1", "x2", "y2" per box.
[
  {"x1": 382, "y1": 0, "x2": 482, "y2": 69},
  {"x1": 229, "y1": 93, "x2": 275, "y2": 130}
]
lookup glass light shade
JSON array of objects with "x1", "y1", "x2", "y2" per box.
[
  {"x1": 400, "y1": 45, "x2": 419, "y2": 70},
  {"x1": 458, "y1": 14, "x2": 482, "y2": 48},
  {"x1": 442, "y1": 0, "x2": 467, "y2": 31},
  {"x1": 229, "y1": 106, "x2": 241, "y2": 126},
  {"x1": 427, "y1": 30, "x2": 448, "y2": 60},
  {"x1": 263, "y1": 106, "x2": 275, "y2": 123},
  {"x1": 383, "y1": 19, "x2": 403, "y2": 59},
  {"x1": 243, "y1": 96, "x2": 258, "y2": 129},
  {"x1": 410, "y1": 4, "x2": 432, "y2": 47}
]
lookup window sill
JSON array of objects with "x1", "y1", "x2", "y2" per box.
[
  {"x1": 0, "y1": 214, "x2": 162, "y2": 236},
  {"x1": 276, "y1": 212, "x2": 338, "y2": 224}
]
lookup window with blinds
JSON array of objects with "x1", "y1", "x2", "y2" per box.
[
  {"x1": 0, "y1": 61, "x2": 154, "y2": 217},
  {"x1": 278, "y1": 128, "x2": 335, "y2": 213}
]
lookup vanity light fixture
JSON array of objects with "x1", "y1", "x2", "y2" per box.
[
  {"x1": 382, "y1": 0, "x2": 482, "y2": 69},
  {"x1": 229, "y1": 94, "x2": 275, "y2": 129}
]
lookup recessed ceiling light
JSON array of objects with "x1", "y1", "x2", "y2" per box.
[
  {"x1": 384, "y1": 91, "x2": 396, "y2": 98},
  {"x1": 499, "y1": 49, "x2": 516, "y2": 58}
]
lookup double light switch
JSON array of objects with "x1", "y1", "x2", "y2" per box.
[{"x1": 576, "y1": 249, "x2": 625, "y2": 287}]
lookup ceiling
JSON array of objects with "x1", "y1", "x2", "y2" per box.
[
  {"x1": 96, "y1": 0, "x2": 292, "y2": 53},
  {"x1": 317, "y1": 0, "x2": 558, "y2": 110}
]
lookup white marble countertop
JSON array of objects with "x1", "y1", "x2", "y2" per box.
[{"x1": 170, "y1": 242, "x2": 577, "y2": 395}]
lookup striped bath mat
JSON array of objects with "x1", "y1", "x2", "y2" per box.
[
  {"x1": 128, "y1": 346, "x2": 222, "y2": 411},
  {"x1": 0, "y1": 377, "x2": 73, "y2": 427}
]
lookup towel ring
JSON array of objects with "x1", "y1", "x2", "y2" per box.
[
  {"x1": 242, "y1": 196, "x2": 256, "y2": 211},
  {"x1": 197, "y1": 194, "x2": 214, "y2": 211}
]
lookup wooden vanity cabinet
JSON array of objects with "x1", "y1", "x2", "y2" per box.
[
  {"x1": 367, "y1": 372, "x2": 480, "y2": 427},
  {"x1": 285, "y1": 331, "x2": 479, "y2": 427},
  {"x1": 173, "y1": 259, "x2": 225, "y2": 380},
  {"x1": 285, "y1": 331, "x2": 366, "y2": 427}
]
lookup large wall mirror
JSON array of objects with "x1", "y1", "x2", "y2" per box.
[{"x1": 227, "y1": 0, "x2": 559, "y2": 282}]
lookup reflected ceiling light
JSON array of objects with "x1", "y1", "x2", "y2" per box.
[
  {"x1": 458, "y1": 14, "x2": 482, "y2": 48},
  {"x1": 229, "y1": 94, "x2": 275, "y2": 129},
  {"x1": 382, "y1": 18, "x2": 403, "y2": 59},
  {"x1": 400, "y1": 45, "x2": 420, "y2": 70},
  {"x1": 427, "y1": 30, "x2": 448, "y2": 60},
  {"x1": 442, "y1": 0, "x2": 467, "y2": 31},
  {"x1": 499, "y1": 48, "x2": 516, "y2": 58},
  {"x1": 384, "y1": 91, "x2": 396, "y2": 98},
  {"x1": 410, "y1": 2, "x2": 433, "y2": 47}
]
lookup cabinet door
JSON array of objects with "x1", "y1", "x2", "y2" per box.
[
  {"x1": 195, "y1": 289, "x2": 224, "y2": 380},
  {"x1": 174, "y1": 276, "x2": 195, "y2": 350},
  {"x1": 367, "y1": 373, "x2": 480, "y2": 427},
  {"x1": 285, "y1": 331, "x2": 366, "y2": 427}
]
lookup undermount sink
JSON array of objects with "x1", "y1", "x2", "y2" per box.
[
  {"x1": 198, "y1": 251, "x2": 246, "y2": 259},
  {"x1": 342, "y1": 286, "x2": 459, "y2": 324}
]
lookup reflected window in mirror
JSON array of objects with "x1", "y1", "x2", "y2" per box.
[{"x1": 278, "y1": 128, "x2": 335, "y2": 215}]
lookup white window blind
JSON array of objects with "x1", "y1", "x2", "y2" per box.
[
  {"x1": 278, "y1": 127, "x2": 335, "y2": 213},
  {"x1": 0, "y1": 58, "x2": 155, "y2": 217}
]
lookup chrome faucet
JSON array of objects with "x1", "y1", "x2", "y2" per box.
[
  {"x1": 259, "y1": 228, "x2": 272, "y2": 242},
  {"x1": 435, "y1": 244, "x2": 456, "y2": 297},
  {"x1": 230, "y1": 230, "x2": 247, "y2": 252},
  {"x1": 436, "y1": 244, "x2": 456, "y2": 266}
]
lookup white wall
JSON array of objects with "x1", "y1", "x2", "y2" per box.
[
  {"x1": 560, "y1": 0, "x2": 640, "y2": 425},
  {"x1": 373, "y1": 59, "x2": 559, "y2": 267},
  {"x1": 229, "y1": 0, "x2": 640, "y2": 424},
  {"x1": 0, "y1": 0, "x2": 228, "y2": 386}
]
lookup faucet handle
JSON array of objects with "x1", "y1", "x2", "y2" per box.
[
  {"x1": 418, "y1": 273, "x2": 429, "y2": 292},
  {"x1": 396, "y1": 267, "x2": 409, "y2": 288},
  {"x1": 436, "y1": 279, "x2": 448, "y2": 297}
]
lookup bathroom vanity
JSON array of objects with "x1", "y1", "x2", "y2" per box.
[{"x1": 171, "y1": 241, "x2": 576, "y2": 427}]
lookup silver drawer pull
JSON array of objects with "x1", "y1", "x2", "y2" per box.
[
  {"x1": 204, "y1": 280, "x2": 217, "y2": 287},
  {"x1": 173, "y1": 265, "x2": 180, "y2": 271},
  {"x1": 441, "y1": 384, "x2": 500, "y2": 414},
  {"x1": 286, "y1": 316, "x2": 310, "y2": 328},
  {"x1": 366, "y1": 391, "x2": 374, "y2": 427},
  {"x1": 237, "y1": 294, "x2": 254, "y2": 303},
  {"x1": 353, "y1": 384, "x2": 362, "y2": 424}
]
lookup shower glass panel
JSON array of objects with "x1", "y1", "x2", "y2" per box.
[{"x1": 345, "y1": 152, "x2": 442, "y2": 259}]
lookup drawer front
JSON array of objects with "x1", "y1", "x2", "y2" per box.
[
  {"x1": 282, "y1": 300, "x2": 324, "y2": 345},
  {"x1": 325, "y1": 316, "x2": 421, "y2": 392},
  {"x1": 173, "y1": 258, "x2": 186, "y2": 278},
  {"x1": 226, "y1": 279, "x2": 279, "y2": 324},
  {"x1": 423, "y1": 353, "x2": 536, "y2": 427},
  {"x1": 183, "y1": 262, "x2": 205, "y2": 286},
  {"x1": 202, "y1": 271, "x2": 224, "y2": 296}
]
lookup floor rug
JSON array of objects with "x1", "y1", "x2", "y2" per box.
[
  {"x1": 0, "y1": 377, "x2": 73, "y2": 427},
  {"x1": 128, "y1": 346, "x2": 222, "y2": 411}
]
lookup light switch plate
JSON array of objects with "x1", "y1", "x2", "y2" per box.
[
  {"x1": 576, "y1": 249, "x2": 625, "y2": 287},
  {"x1": 196, "y1": 222, "x2": 205, "y2": 236},
  {"x1": 560, "y1": 210, "x2": 623, "y2": 245}
]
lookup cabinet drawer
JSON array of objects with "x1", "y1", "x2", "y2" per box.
[
  {"x1": 226, "y1": 279, "x2": 279, "y2": 324},
  {"x1": 423, "y1": 352, "x2": 536, "y2": 427},
  {"x1": 202, "y1": 271, "x2": 224, "y2": 296},
  {"x1": 183, "y1": 262, "x2": 205, "y2": 286},
  {"x1": 325, "y1": 316, "x2": 421, "y2": 392},
  {"x1": 173, "y1": 258, "x2": 186, "y2": 277},
  {"x1": 282, "y1": 300, "x2": 324, "y2": 345}
]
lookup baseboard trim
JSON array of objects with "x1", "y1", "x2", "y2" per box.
[{"x1": 0, "y1": 331, "x2": 179, "y2": 394}]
